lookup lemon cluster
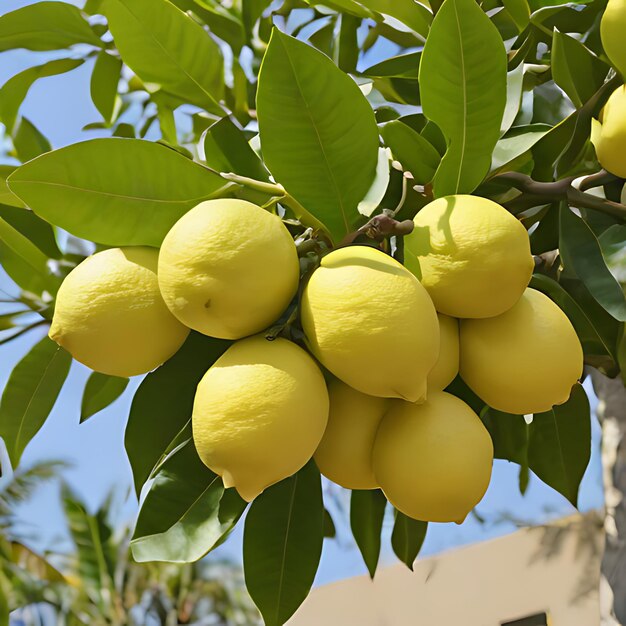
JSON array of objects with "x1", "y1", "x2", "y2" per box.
[{"x1": 50, "y1": 194, "x2": 583, "y2": 523}]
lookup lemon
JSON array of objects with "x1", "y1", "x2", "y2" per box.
[
  {"x1": 593, "y1": 86, "x2": 626, "y2": 178},
  {"x1": 460, "y1": 288, "x2": 583, "y2": 414},
  {"x1": 192, "y1": 336, "x2": 329, "y2": 501},
  {"x1": 404, "y1": 195, "x2": 534, "y2": 318},
  {"x1": 601, "y1": 0, "x2": 626, "y2": 79},
  {"x1": 300, "y1": 245, "x2": 439, "y2": 402},
  {"x1": 158, "y1": 199, "x2": 299, "y2": 340},
  {"x1": 372, "y1": 392, "x2": 493, "y2": 523},
  {"x1": 314, "y1": 379, "x2": 388, "y2": 490},
  {"x1": 49, "y1": 247, "x2": 188, "y2": 377},
  {"x1": 428, "y1": 313, "x2": 459, "y2": 391}
]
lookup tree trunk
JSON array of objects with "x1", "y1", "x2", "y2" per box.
[{"x1": 592, "y1": 371, "x2": 626, "y2": 626}]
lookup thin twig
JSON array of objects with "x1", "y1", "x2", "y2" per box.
[{"x1": 0, "y1": 319, "x2": 49, "y2": 346}]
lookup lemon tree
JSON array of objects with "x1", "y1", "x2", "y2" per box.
[{"x1": 0, "y1": 0, "x2": 625, "y2": 624}]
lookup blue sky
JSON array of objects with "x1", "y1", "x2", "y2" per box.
[{"x1": 0, "y1": 0, "x2": 605, "y2": 586}]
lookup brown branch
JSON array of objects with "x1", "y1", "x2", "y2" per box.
[
  {"x1": 491, "y1": 172, "x2": 626, "y2": 222},
  {"x1": 579, "y1": 170, "x2": 621, "y2": 192}
]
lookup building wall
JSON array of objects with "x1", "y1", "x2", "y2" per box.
[{"x1": 289, "y1": 513, "x2": 603, "y2": 626}]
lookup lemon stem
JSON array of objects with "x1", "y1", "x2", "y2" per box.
[{"x1": 220, "y1": 172, "x2": 332, "y2": 238}]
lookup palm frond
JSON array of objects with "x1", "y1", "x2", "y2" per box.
[{"x1": 0, "y1": 460, "x2": 68, "y2": 523}]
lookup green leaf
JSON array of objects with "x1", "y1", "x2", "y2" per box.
[
  {"x1": 491, "y1": 124, "x2": 550, "y2": 171},
  {"x1": 360, "y1": 0, "x2": 433, "y2": 39},
  {"x1": 560, "y1": 276, "x2": 622, "y2": 375},
  {"x1": 350, "y1": 489, "x2": 387, "y2": 578},
  {"x1": 0, "y1": 214, "x2": 59, "y2": 295},
  {"x1": 243, "y1": 460, "x2": 324, "y2": 626},
  {"x1": 203, "y1": 116, "x2": 270, "y2": 181},
  {"x1": 502, "y1": 0, "x2": 530, "y2": 31},
  {"x1": 323, "y1": 508, "x2": 336, "y2": 538},
  {"x1": 480, "y1": 408, "x2": 529, "y2": 465},
  {"x1": 0, "y1": 337, "x2": 71, "y2": 469},
  {"x1": 0, "y1": 58, "x2": 84, "y2": 135},
  {"x1": 80, "y1": 373, "x2": 128, "y2": 423},
  {"x1": 599, "y1": 225, "x2": 626, "y2": 286},
  {"x1": 362, "y1": 52, "x2": 421, "y2": 79},
  {"x1": 104, "y1": 0, "x2": 224, "y2": 114},
  {"x1": 338, "y1": 14, "x2": 359, "y2": 73},
  {"x1": 0, "y1": 2, "x2": 102, "y2": 52},
  {"x1": 131, "y1": 440, "x2": 246, "y2": 563},
  {"x1": 530, "y1": 2, "x2": 604, "y2": 37},
  {"x1": 12, "y1": 117, "x2": 51, "y2": 163},
  {"x1": 125, "y1": 333, "x2": 230, "y2": 495},
  {"x1": 527, "y1": 383, "x2": 591, "y2": 507},
  {"x1": 242, "y1": 0, "x2": 271, "y2": 38},
  {"x1": 358, "y1": 147, "x2": 390, "y2": 217},
  {"x1": 0, "y1": 204, "x2": 61, "y2": 260},
  {"x1": 90, "y1": 51, "x2": 122, "y2": 125},
  {"x1": 391, "y1": 510, "x2": 427, "y2": 571},
  {"x1": 257, "y1": 29, "x2": 379, "y2": 244},
  {"x1": 501, "y1": 63, "x2": 524, "y2": 135},
  {"x1": 0, "y1": 166, "x2": 24, "y2": 208},
  {"x1": 419, "y1": 0, "x2": 507, "y2": 196},
  {"x1": 84, "y1": 0, "x2": 105, "y2": 14},
  {"x1": 170, "y1": 0, "x2": 244, "y2": 53},
  {"x1": 551, "y1": 30, "x2": 609, "y2": 109},
  {"x1": 305, "y1": 0, "x2": 376, "y2": 19},
  {"x1": 530, "y1": 273, "x2": 619, "y2": 363},
  {"x1": 559, "y1": 205, "x2": 626, "y2": 322},
  {"x1": 7, "y1": 138, "x2": 230, "y2": 247},
  {"x1": 381, "y1": 120, "x2": 440, "y2": 184}
]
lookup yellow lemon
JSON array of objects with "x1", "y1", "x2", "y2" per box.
[
  {"x1": 314, "y1": 379, "x2": 389, "y2": 490},
  {"x1": 459, "y1": 288, "x2": 583, "y2": 415},
  {"x1": 50, "y1": 247, "x2": 188, "y2": 377},
  {"x1": 593, "y1": 86, "x2": 626, "y2": 178},
  {"x1": 372, "y1": 392, "x2": 493, "y2": 523},
  {"x1": 404, "y1": 195, "x2": 534, "y2": 318},
  {"x1": 601, "y1": 0, "x2": 626, "y2": 79},
  {"x1": 158, "y1": 199, "x2": 299, "y2": 340},
  {"x1": 300, "y1": 245, "x2": 439, "y2": 402},
  {"x1": 428, "y1": 313, "x2": 459, "y2": 391},
  {"x1": 192, "y1": 336, "x2": 329, "y2": 501}
]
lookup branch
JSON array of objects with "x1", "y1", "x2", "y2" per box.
[
  {"x1": 579, "y1": 170, "x2": 622, "y2": 192},
  {"x1": 491, "y1": 172, "x2": 626, "y2": 221}
]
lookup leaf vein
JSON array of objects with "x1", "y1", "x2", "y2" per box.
[{"x1": 277, "y1": 36, "x2": 350, "y2": 235}]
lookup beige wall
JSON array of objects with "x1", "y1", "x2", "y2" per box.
[{"x1": 289, "y1": 513, "x2": 603, "y2": 626}]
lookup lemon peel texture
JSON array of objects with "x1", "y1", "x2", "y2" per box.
[
  {"x1": 373, "y1": 392, "x2": 493, "y2": 523},
  {"x1": 314, "y1": 379, "x2": 389, "y2": 490},
  {"x1": 460, "y1": 288, "x2": 583, "y2": 414},
  {"x1": 404, "y1": 195, "x2": 533, "y2": 318},
  {"x1": 192, "y1": 336, "x2": 329, "y2": 501},
  {"x1": 301, "y1": 245, "x2": 440, "y2": 402},
  {"x1": 158, "y1": 199, "x2": 299, "y2": 340},
  {"x1": 428, "y1": 313, "x2": 459, "y2": 391},
  {"x1": 50, "y1": 247, "x2": 188, "y2": 377},
  {"x1": 593, "y1": 86, "x2": 626, "y2": 178}
]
